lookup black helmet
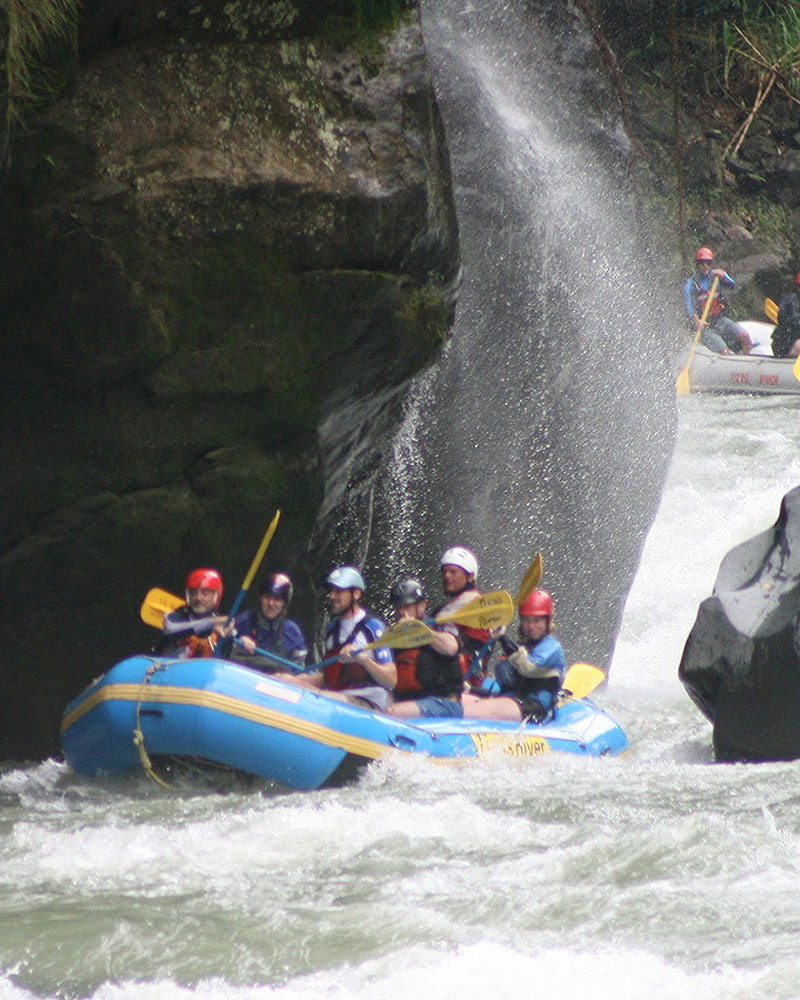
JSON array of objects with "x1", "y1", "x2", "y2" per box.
[
  {"x1": 390, "y1": 578, "x2": 425, "y2": 606},
  {"x1": 259, "y1": 572, "x2": 293, "y2": 602}
]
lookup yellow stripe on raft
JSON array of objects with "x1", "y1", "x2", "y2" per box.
[
  {"x1": 61, "y1": 683, "x2": 393, "y2": 761},
  {"x1": 61, "y1": 682, "x2": 555, "y2": 763}
]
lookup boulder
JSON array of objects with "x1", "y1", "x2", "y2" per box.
[{"x1": 679, "y1": 485, "x2": 800, "y2": 762}]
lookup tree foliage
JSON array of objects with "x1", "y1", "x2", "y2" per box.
[{"x1": 1, "y1": 0, "x2": 80, "y2": 163}]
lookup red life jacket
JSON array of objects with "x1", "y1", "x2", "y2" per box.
[
  {"x1": 394, "y1": 647, "x2": 424, "y2": 696},
  {"x1": 433, "y1": 589, "x2": 491, "y2": 689},
  {"x1": 693, "y1": 276, "x2": 726, "y2": 318},
  {"x1": 394, "y1": 644, "x2": 463, "y2": 700},
  {"x1": 321, "y1": 617, "x2": 373, "y2": 691},
  {"x1": 179, "y1": 631, "x2": 220, "y2": 658}
]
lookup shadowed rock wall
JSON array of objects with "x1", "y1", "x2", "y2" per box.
[{"x1": 0, "y1": 0, "x2": 459, "y2": 759}]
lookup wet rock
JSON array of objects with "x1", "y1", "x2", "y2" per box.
[
  {"x1": 0, "y1": 2, "x2": 458, "y2": 761},
  {"x1": 679, "y1": 485, "x2": 800, "y2": 762}
]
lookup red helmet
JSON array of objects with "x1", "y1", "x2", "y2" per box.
[
  {"x1": 185, "y1": 568, "x2": 223, "y2": 604},
  {"x1": 695, "y1": 247, "x2": 714, "y2": 262},
  {"x1": 795, "y1": 272, "x2": 800, "y2": 285},
  {"x1": 519, "y1": 588, "x2": 553, "y2": 618}
]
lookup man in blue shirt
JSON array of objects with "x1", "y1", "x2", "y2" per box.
[
  {"x1": 233, "y1": 572, "x2": 307, "y2": 671},
  {"x1": 684, "y1": 247, "x2": 752, "y2": 354}
]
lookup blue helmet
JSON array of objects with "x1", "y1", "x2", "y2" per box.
[{"x1": 326, "y1": 565, "x2": 366, "y2": 591}]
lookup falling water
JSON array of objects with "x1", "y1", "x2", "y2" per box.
[{"x1": 317, "y1": 0, "x2": 676, "y2": 667}]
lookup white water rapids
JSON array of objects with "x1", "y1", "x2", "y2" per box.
[{"x1": 3, "y1": 393, "x2": 800, "y2": 1000}]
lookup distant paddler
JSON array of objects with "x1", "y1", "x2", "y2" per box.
[
  {"x1": 684, "y1": 247, "x2": 752, "y2": 355},
  {"x1": 771, "y1": 271, "x2": 800, "y2": 359}
]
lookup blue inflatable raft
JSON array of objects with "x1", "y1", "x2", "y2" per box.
[{"x1": 60, "y1": 655, "x2": 628, "y2": 790}]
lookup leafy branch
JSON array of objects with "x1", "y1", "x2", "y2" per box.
[
  {"x1": 721, "y1": 1, "x2": 800, "y2": 161},
  {"x1": 2, "y1": 0, "x2": 80, "y2": 164}
]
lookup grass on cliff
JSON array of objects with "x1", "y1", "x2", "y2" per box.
[
  {"x1": 2, "y1": 0, "x2": 79, "y2": 146},
  {"x1": 320, "y1": 0, "x2": 411, "y2": 52}
]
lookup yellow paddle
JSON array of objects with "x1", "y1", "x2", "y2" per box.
[
  {"x1": 140, "y1": 587, "x2": 184, "y2": 628},
  {"x1": 560, "y1": 662, "x2": 606, "y2": 701},
  {"x1": 345, "y1": 616, "x2": 437, "y2": 652},
  {"x1": 764, "y1": 297, "x2": 779, "y2": 323},
  {"x1": 223, "y1": 509, "x2": 282, "y2": 626},
  {"x1": 431, "y1": 589, "x2": 515, "y2": 630},
  {"x1": 515, "y1": 552, "x2": 543, "y2": 608},
  {"x1": 676, "y1": 274, "x2": 719, "y2": 397},
  {"x1": 302, "y1": 617, "x2": 440, "y2": 672}
]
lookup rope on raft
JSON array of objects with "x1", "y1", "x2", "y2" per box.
[{"x1": 133, "y1": 660, "x2": 170, "y2": 789}]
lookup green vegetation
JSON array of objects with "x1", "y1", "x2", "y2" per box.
[
  {"x1": 1, "y1": 0, "x2": 79, "y2": 161},
  {"x1": 592, "y1": 0, "x2": 800, "y2": 267},
  {"x1": 319, "y1": 0, "x2": 410, "y2": 52}
]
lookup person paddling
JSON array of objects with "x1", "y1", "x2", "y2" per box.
[
  {"x1": 387, "y1": 578, "x2": 465, "y2": 718},
  {"x1": 772, "y1": 271, "x2": 800, "y2": 358},
  {"x1": 275, "y1": 566, "x2": 395, "y2": 711},
  {"x1": 157, "y1": 568, "x2": 233, "y2": 658},
  {"x1": 462, "y1": 589, "x2": 565, "y2": 723},
  {"x1": 231, "y1": 572, "x2": 307, "y2": 672},
  {"x1": 684, "y1": 247, "x2": 752, "y2": 355},
  {"x1": 434, "y1": 546, "x2": 491, "y2": 689}
]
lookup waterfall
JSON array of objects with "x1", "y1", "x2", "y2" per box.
[{"x1": 313, "y1": 0, "x2": 676, "y2": 667}]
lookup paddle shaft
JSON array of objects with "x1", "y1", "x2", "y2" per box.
[
  {"x1": 233, "y1": 638, "x2": 300, "y2": 673},
  {"x1": 223, "y1": 510, "x2": 282, "y2": 626},
  {"x1": 677, "y1": 274, "x2": 719, "y2": 396}
]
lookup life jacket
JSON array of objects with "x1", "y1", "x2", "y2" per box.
[
  {"x1": 692, "y1": 275, "x2": 726, "y2": 318},
  {"x1": 321, "y1": 614, "x2": 376, "y2": 691},
  {"x1": 180, "y1": 631, "x2": 220, "y2": 658},
  {"x1": 243, "y1": 610, "x2": 289, "y2": 658},
  {"x1": 393, "y1": 645, "x2": 464, "y2": 700},
  {"x1": 160, "y1": 605, "x2": 220, "y2": 658},
  {"x1": 433, "y1": 589, "x2": 491, "y2": 689}
]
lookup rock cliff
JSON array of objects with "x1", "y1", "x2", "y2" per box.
[{"x1": 0, "y1": 0, "x2": 459, "y2": 758}]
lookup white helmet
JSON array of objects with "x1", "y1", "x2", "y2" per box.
[
  {"x1": 326, "y1": 565, "x2": 366, "y2": 591},
  {"x1": 439, "y1": 546, "x2": 479, "y2": 578}
]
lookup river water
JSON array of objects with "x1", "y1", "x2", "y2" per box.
[{"x1": 3, "y1": 391, "x2": 800, "y2": 1000}]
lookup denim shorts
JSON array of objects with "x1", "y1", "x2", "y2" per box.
[{"x1": 415, "y1": 696, "x2": 464, "y2": 719}]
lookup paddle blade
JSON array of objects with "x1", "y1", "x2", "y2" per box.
[
  {"x1": 515, "y1": 552, "x2": 543, "y2": 608},
  {"x1": 363, "y1": 617, "x2": 438, "y2": 651},
  {"x1": 434, "y1": 590, "x2": 515, "y2": 629},
  {"x1": 765, "y1": 297, "x2": 779, "y2": 324},
  {"x1": 794, "y1": 353, "x2": 800, "y2": 384},
  {"x1": 675, "y1": 366, "x2": 690, "y2": 397},
  {"x1": 562, "y1": 662, "x2": 607, "y2": 700},
  {"x1": 140, "y1": 588, "x2": 184, "y2": 628}
]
